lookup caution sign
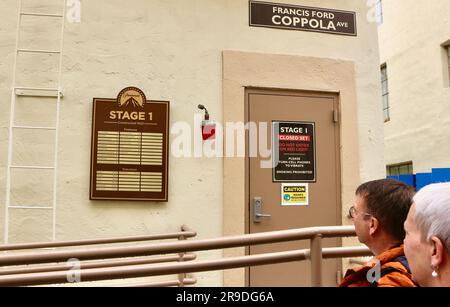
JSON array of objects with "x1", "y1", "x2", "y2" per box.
[
  {"x1": 273, "y1": 121, "x2": 316, "y2": 182},
  {"x1": 282, "y1": 183, "x2": 309, "y2": 206}
]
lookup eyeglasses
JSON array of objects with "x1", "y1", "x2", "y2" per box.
[{"x1": 348, "y1": 206, "x2": 372, "y2": 219}]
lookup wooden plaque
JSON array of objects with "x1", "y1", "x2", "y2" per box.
[{"x1": 90, "y1": 87, "x2": 169, "y2": 201}]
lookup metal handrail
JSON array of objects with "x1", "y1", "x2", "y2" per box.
[
  {"x1": 0, "y1": 226, "x2": 371, "y2": 287},
  {"x1": 0, "y1": 225, "x2": 198, "y2": 287},
  {"x1": 349, "y1": 258, "x2": 370, "y2": 265},
  {"x1": 0, "y1": 254, "x2": 197, "y2": 276},
  {"x1": 0, "y1": 225, "x2": 196, "y2": 251},
  {"x1": 123, "y1": 276, "x2": 197, "y2": 288},
  {"x1": 0, "y1": 226, "x2": 358, "y2": 266},
  {"x1": 0, "y1": 246, "x2": 371, "y2": 287}
]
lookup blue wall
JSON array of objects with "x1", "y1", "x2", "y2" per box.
[{"x1": 388, "y1": 168, "x2": 450, "y2": 190}]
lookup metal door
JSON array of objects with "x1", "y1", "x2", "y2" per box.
[{"x1": 247, "y1": 88, "x2": 341, "y2": 286}]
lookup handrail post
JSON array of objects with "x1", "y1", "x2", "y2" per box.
[
  {"x1": 310, "y1": 234, "x2": 323, "y2": 287},
  {"x1": 177, "y1": 226, "x2": 187, "y2": 287}
]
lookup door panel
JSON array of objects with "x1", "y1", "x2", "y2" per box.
[{"x1": 247, "y1": 89, "x2": 341, "y2": 287}]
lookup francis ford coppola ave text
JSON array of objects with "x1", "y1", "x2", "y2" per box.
[{"x1": 250, "y1": 1, "x2": 357, "y2": 36}]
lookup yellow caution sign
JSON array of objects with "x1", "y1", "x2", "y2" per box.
[{"x1": 281, "y1": 183, "x2": 309, "y2": 206}]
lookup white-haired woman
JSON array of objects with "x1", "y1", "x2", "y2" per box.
[{"x1": 404, "y1": 183, "x2": 450, "y2": 287}]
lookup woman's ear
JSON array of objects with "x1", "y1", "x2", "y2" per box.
[
  {"x1": 369, "y1": 216, "x2": 379, "y2": 236},
  {"x1": 430, "y1": 236, "x2": 444, "y2": 268}
]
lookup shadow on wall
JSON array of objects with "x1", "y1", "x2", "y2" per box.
[{"x1": 388, "y1": 168, "x2": 450, "y2": 191}]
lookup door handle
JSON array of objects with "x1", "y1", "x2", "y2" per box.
[
  {"x1": 256, "y1": 213, "x2": 271, "y2": 218},
  {"x1": 253, "y1": 197, "x2": 271, "y2": 223}
]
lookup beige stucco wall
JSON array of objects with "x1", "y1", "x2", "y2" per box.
[
  {"x1": 0, "y1": 0, "x2": 383, "y2": 286},
  {"x1": 379, "y1": 0, "x2": 450, "y2": 172}
]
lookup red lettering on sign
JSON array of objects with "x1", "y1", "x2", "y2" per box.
[{"x1": 279, "y1": 135, "x2": 311, "y2": 141}]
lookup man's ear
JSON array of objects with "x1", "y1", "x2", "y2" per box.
[
  {"x1": 430, "y1": 236, "x2": 444, "y2": 268},
  {"x1": 369, "y1": 216, "x2": 379, "y2": 236}
]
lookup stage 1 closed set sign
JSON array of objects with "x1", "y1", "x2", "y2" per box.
[{"x1": 273, "y1": 121, "x2": 316, "y2": 182}]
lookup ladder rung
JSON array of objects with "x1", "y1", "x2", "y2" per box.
[
  {"x1": 20, "y1": 12, "x2": 63, "y2": 18},
  {"x1": 8, "y1": 206, "x2": 53, "y2": 210},
  {"x1": 14, "y1": 86, "x2": 60, "y2": 91},
  {"x1": 15, "y1": 89, "x2": 61, "y2": 97},
  {"x1": 13, "y1": 125, "x2": 56, "y2": 130},
  {"x1": 9, "y1": 166, "x2": 55, "y2": 170},
  {"x1": 14, "y1": 87, "x2": 63, "y2": 98},
  {"x1": 17, "y1": 49, "x2": 60, "y2": 54}
]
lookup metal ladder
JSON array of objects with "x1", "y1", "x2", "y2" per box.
[{"x1": 4, "y1": 0, "x2": 67, "y2": 244}]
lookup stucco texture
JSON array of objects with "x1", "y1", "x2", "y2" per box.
[{"x1": 379, "y1": 0, "x2": 450, "y2": 172}]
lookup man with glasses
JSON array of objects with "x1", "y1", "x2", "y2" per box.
[{"x1": 339, "y1": 179, "x2": 416, "y2": 287}]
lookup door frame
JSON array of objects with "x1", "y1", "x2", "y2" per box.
[
  {"x1": 222, "y1": 50, "x2": 361, "y2": 286},
  {"x1": 244, "y1": 87, "x2": 342, "y2": 286}
]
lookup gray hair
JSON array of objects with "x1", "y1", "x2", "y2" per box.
[{"x1": 414, "y1": 183, "x2": 450, "y2": 253}]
